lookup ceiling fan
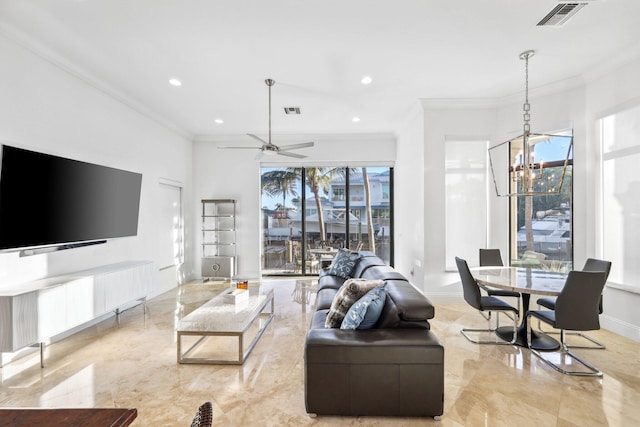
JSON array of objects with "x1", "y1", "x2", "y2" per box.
[{"x1": 219, "y1": 79, "x2": 314, "y2": 159}]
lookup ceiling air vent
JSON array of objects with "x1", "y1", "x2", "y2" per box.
[
  {"x1": 537, "y1": 2, "x2": 589, "y2": 27},
  {"x1": 284, "y1": 107, "x2": 301, "y2": 115}
]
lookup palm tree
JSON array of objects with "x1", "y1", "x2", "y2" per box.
[
  {"x1": 362, "y1": 167, "x2": 376, "y2": 254},
  {"x1": 304, "y1": 167, "x2": 334, "y2": 242},
  {"x1": 261, "y1": 169, "x2": 299, "y2": 217},
  {"x1": 524, "y1": 194, "x2": 534, "y2": 252}
]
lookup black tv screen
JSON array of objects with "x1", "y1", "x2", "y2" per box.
[{"x1": 0, "y1": 145, "x2": 142, "y2": 251}]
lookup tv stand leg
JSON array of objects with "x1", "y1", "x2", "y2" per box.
[{"x1": 40, "y1": 342, "x2": 44, "y2": 368}]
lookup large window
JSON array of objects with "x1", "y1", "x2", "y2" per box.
[
  {"x1": 601, "y1": 105, "x2": 640, "y2": 290},
  {"x1": 261, "y1": 166, "x2": 393, "y2": 275},
  {"x1": 510, "y1": 131, "x2": 573, "y2": 270}
]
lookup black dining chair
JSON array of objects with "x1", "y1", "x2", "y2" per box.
[
  {"x1": 479, "y1": 249, "x2": 521, "y2": 315},
  {"x1": 536, "y1": 258, "x2": 611, "y2": 349},
  {"x1": 456, "y1": 257, "x2": 519, "y2": 345},
  {"x1": 527, "y1": 270, "x2": 608, "y2": 376}
]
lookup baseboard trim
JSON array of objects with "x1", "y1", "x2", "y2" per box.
[{"x1": 601, "y1": 314, "x2": 640, "y2": 343}]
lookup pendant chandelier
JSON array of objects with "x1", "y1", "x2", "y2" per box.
[{"x1": 488, "y1": 50, "x2": 573, "y2": 197}]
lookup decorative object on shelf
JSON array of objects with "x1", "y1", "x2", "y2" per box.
[
  {"x1": 488, "y1": 50, "x2": 573, "y2": 197},
  {"x1": 236, "y1": 280, "x2": 248, "y2": 290},
  {"x1": 217, "y1": 79, "x2": 314, "y2": 158},
  {"x1": 201, "y1": 199, "x2": 237, "y2": 280}
]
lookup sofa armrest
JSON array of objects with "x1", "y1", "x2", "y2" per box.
[{"x1": 304, "y1": 328, "x2": 444, "y2": 417}]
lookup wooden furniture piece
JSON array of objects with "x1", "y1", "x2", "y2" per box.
[
  {"x1": 0, "y1": 261, "x2": 152, "y2": 367},
  {"x1": 177, "y1": 284, "x2": 274, "y2": 364},
  {"x1": 0, "y1": 408, "x2": 137, "y2": 426},
  {"x1": 309, "y1": 247, "x2": 338, "y2": 269},
  {"x1": 469, "y1": 266, "x2": 567, "y2": 350},
  {"x1": 201, "y1": 199, "x2": 237, "y2": 280}
]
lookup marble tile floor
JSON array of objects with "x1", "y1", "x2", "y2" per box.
[{"x1": 1, "y1": 278, "x2": 639, "y2": 426}]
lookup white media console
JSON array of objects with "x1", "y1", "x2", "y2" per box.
[{"x1": 0, "y1": 260, "x2": 153, "y2": 366}]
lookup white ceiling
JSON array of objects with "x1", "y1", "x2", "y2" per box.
[{"x1": 1, "y1": 0, "x2": 640, "y2": 141}]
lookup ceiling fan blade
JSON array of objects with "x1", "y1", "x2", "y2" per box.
[
  {"x1": 277, "y1": 141, "x2": 314, "y2": 151},
  {"x1": 277, "y1": 150, "x2": 307, "y2": 159},
  {"x1": 247, "y1": 133, "x2": 268, "y2": 145}
]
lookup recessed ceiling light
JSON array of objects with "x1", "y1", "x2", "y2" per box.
[
  {"x1": 361, "y1": 75, "x2": 373, "y2": 85},
  {"x1": 352, "y1": 116, "x2": 361, "y2": 123},
  {"x1": 169, "y1": 78, "x2": 182, "y2": 87},
  {"x1": 214, "y1": 118, "x2": 224, "y2": 124}
]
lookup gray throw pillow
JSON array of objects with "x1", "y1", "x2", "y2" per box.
[
  {"x1": 325, "y1": 278, "x2": 385, "y2": 328},
  {"x1": 340, "y1": 285, "x2": 387, "y2": 330}
]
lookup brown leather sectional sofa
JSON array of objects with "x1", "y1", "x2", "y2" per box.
[{"x1": 304, "y1": 252, "x2": 444, "y2": 418}]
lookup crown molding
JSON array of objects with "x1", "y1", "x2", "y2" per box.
[
  {"x1": 583, "y1": 39, "x2": 640, "y2": 85},
  {"x1": 0, "y1": 22, "x2": 193, "y2": 141},
  {"x1": 193, "y1": 132, "x2": 396, "y2": 144},
  {"x1": 420, "y1": 74, "x2": 586, "y2": 111}
]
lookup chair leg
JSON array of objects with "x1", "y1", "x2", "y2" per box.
[
  {"x1": 563, "y1": 332, "x2": 606, "y2": 349},
  {"x1": 500, "y1": 297, "x2": 519, "y2": 322},
  {"x1": 526, "y1": 317, "x2": 603, "y2": 377},
  {"x1": 534, "y1": 307, "x2": 605, "y2": 349},
  {"x1": 460, "y1": 310, "x2": 518, "y2": 345}
]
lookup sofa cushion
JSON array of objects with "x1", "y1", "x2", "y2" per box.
[
  {"x1": 350, "y1": 255, "x2": 386, "y2": 278},
  {"x1": 316, "y1": 288, "x2": 338, "y2": 311},
  {"x1": 360, "y1": 265, "x2": 408, "y2": 281},
  {"x1": 318, "y1": 272, "x2": 347, "y2": 291},
  {"x1": 340, "y1": 285, "x2": 387, "y2": 330},
  {"x1": 325, "y1": 278, "x2": 385, "y2": 328},
  {"x1": 375, "y1": 280, "x2": 434, "y2": 329},
  {"x1": 326, "y1": 249, "x2": 361, "y2": 279}
]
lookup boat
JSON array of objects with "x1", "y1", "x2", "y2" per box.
[{"x1": 517, "y1": 209, "x2": 571, "y2": 260}]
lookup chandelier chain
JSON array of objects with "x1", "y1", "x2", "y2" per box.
[{"x1": 523, "y1": 51, "x2": 531, "y2": 136}]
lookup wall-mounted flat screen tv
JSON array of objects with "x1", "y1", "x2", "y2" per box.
[{"x1": 0, "y1": 145, "x2": 142, "y2": 252}]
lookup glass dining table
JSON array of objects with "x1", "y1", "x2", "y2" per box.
[{"x1": 469, "y1": 266, "x2": 568, "y2": 351}]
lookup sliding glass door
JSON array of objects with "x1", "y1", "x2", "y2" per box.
[{"x1": 261, "y1": 166, "x2": 393, "y2": 276}]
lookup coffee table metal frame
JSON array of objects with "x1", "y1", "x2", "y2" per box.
[{"x1": 177, "y1": 286, "x2": 274, "y2": 365}]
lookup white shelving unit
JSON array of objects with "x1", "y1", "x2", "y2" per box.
[{"x1": 201, "y1": 199, "x2": 237, "y2": 280}]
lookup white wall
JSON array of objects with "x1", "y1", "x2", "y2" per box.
[
  {"x1": 418, "y1": 89, "x2": 585, "y2": 301},
  {"x1": 0, "y1": 33, "x2": 193, "y2": 297},
  {"x1": 416, "y1": 62, "x2": 640, "y2": 341},
  {"x1": 394, "y1": 103, "x2": 425, "y2": 285},
  {"x1": 192, "y1": 134, "x2": 396, "y2": 279},
  {"x1": 419, "y1": 100, "x2": 498, "y2": 300},
  {"x1": 585, "y1": 56, "x2": 640, "y2": 341}
]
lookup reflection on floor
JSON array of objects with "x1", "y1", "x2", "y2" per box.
[{"x1": 1, "y1": 278, "x2": 639, "y2": 426}]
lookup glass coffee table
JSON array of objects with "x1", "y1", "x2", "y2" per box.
[{"x1": 177, "y1": 284, "x2": 274, "y2": 364}]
